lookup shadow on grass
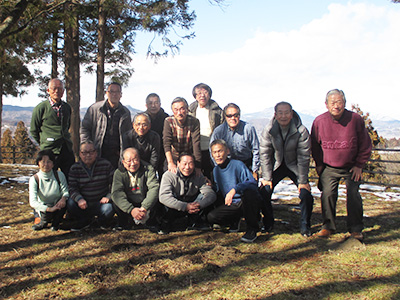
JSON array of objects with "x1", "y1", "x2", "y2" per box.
[{"x1": 1, "y1": 193, "x2": 399, "y2": 299}]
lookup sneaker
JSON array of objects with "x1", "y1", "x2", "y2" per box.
[
  {"x1": 50, "y1": 225, "x2": 59, "y2": 231},
  {"x1": 316, "y1": 229, "x2": 334, "y2": 238},
  {"x1": 32, "y1": 220, "x2": 48, "y2": 231},
  {"x1": 240, "y1": 230, "x2": 258, "y2": 243},
  {"x1": 34, "y1": 217, "x2": 41, "y2": 225},
  {"x1": 261, "y1": 224, "x2": 273, "y2": 234}
]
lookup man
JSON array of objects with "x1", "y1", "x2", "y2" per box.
[
  {"x1": 30, "y1": 78, "x2": 75, "y2": 179},
  {"x1": 145, "y1": 93, "x2": 169, "y2": 176},
  {"x1": 311, "y1": 89, "x2": 372, "y2": 240},
  {"x1": 159, "y1": 153, "x2": 216, "y2": 233},
  {"x1": 163, "y1": 97, "x2": 201, "y2": 173},
  {"x1": 207, "y1": 139, "x2": 264, "y2": 243},
  {"x1": 259, "y1": 102, "x2": 314, "y2": 237},
  {"x1": 122, "y1": 112, "x2": 161, "y2": 171},
  {"x1": 210, "y1": 103, "x2": 260, "y2": 179},
  {"x1": 67, "y1": 141, "x2": 115, "y2": 230},
  {"x1": 111, "y1": 147, "x2": 159, "y2": 230},
  {"x1": 189, "y1": 83, "x2": 223, "y2": 179},
  {"x1": 80, "y1": 82, "x2": 131, "y2": 169}
]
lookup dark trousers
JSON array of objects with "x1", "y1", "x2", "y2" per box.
[
  {"x1": 319, "y1": 165, "x2": 363, "y2": 233},
  {"x1": 54, "y1": 143, "x2": 75, "y2": 180},
  {"x1": 260, "y1": 163, "x2": 314, "y2": 230},
  {"x1": 207, "y1": 189, "x2": 263, "y2": 231},
  {"x1": 201, "y1": 150, "x2": 214, "y2": 180},
  {"x1": 37, "y1": 208, "x2": 66, "y2": 227},
  {"x1": 67, "y1": 198, "x2": 115, "y2": 226}
]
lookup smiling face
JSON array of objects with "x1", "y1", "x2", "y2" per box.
[
  {"x1": 122, "y1": 148, "x2": 141, "y2": 173},
  {"x1": 275, "y1": 104, "x2": 293, "y2": 127},
  {"x1": 172, "y1": 101, "x2": 188, "y2": 124},
  {"x1": 177, "y1": 155, "x2": 195, "y2": 177},
  {"x1": 79, "y1": 143, "x2": 97, "y2": 168},
  {"x1": 211, "y1": 143, "x2": 229, "y2": 166},
  {"x1": 194, "y1": 88, "x2": 210, "y2": 108},
  {"x1": 225, "y1": 107, "x2": 240, "y2": 129},
  {"x1": 47, "y1": 79, "x2": 64, "y2": 103},
  {"x1": 133, "y1": 115, "x2": 150, "y2": 137},
  {"x1": 38, "y1": 155, "x2": 54, "y2": 173},
  {"x1": 326, "y1": 93, "x2": 346, "y2": 120}
]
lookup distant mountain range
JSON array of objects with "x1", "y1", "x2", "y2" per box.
[{"x1": 2, "y1": 104, "x2": 400, "y2": 139}]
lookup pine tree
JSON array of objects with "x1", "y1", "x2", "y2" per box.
[
  {"x1": 1, "y1": 128, "x2": 14, "y2": 163},
  {"x1": 13, "y1": 121, "x2": 37, "y2": 164}
]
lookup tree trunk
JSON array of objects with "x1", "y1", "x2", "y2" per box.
[
  {"x1": 51, "y1": 31, "x2": 58, "y2": 79},
  {"x1": 64, "y1": 6, "x2": 80, "y2": 159},
  {"x1": 96, "y1": 0, "x2": 106, "y2": 102}
]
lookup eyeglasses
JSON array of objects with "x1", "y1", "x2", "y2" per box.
[
  {"x1": 80, "y1": 150, "x2": 96, "y2": 155},
  {"x1": 106, "y1": 90, "x2": 121, "y2": 94},
  {"x1": 134, "y1": 123, "x2": 149, "y2": 128},
  {"x1": 124, "y1": 158, "x2": 140, "y2": 164},
  {"x1": 225, "y1": 113, "x2": 240, "y2": 118}
]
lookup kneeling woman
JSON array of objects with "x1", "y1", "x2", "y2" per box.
[{"x1": 29, "y1": 150, "x2": 69, "y2": 231}]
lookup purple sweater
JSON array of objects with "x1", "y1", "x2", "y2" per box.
[{"x1": 311, "y1": 109, "x2": 372, "y2": 171}]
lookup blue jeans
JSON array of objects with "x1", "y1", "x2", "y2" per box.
[{"x1": 67, "y1": 198, "x2": 114, "y2": 225}]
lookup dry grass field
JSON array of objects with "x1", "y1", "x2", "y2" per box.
[{"x1": 0, "y1": 164, "x2": 399, "y2": 300}]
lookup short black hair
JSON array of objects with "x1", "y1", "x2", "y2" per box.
[
  {"x1": 192, "y1": 83, "x2": 212, "y2": 98},
  {"x1": 36, "y1": 149, "x2": 56, "y2": 166},
  {"x1": 177, "y1": 152, "x2": 195, "y2": 163}
]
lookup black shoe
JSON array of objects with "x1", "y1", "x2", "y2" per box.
[
  {"x1": 228, "y1": 222, "x2": 240, "y2": 233},
  {"x1": 190, "y1": 221, "x2": 211, "y2": 231},
  {"x1": 50, "y1": 225, "x2": 59, "y2": 231},
  {"x1": 70, "y1": 221, "x2": 90, "y2": 232},
  {"x1": 32, "y1": 220, "x2": 48, "y2": 231},
  {"x1": 301, "y1": 228, "x2": 312, "y2": 237},
  {"x1": 241, "y1": 230, "x2": 258, "y2": 243}
]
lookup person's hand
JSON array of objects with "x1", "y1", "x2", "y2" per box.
[
  {"x1": 252, "y1": 171, "x2": 259, "y2": 181},
  {"x1": 78, "y1": 199, "x2": 88, "y2": 210},
  {"x1": 168, "y1": 162, "x2": 177, "y2": 173},
  {"x1": 350, "y1": 166, "x2": 363, "y2": 182},
  {"x1": 47, "y1": 206, "x2": 58, "y2": 212},
  {"x1": 261, "y1": 180, "x2": 273, "y2": 189},
  {"x1": 225, "y1": 188, "x2": 236, "y2": 206},
  {"x1": 54, "y1": 197, "x2": 67, "y2": 209},
  {"x1": 131, "y1": 207, "x2": 147, "y2": 220},
  {"x1": 186, "y1": 202, "x2": 200, "y2": 214},
  {"x1": 298, "y1": 183, "x2": 311, "y2": 192},
  {"x1": 204, "y1": 177, "x2": 212, "y2": 186},
  {"x1": 100, "y1": 197, "x2": 110, "y2": 204}
]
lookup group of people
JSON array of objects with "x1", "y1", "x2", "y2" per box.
[{"x1": 28, "y1": 78, "x2": 372, "y2": 243}]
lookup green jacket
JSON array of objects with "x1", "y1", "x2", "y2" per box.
[
  {"x1": 111, "y1": 161, "x2": 159, "y2": 214},
  {"x1": 30, "y1": 100, "x2": 72, "y2": 154}
]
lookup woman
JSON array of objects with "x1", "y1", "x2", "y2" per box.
[{"x1": 29, "y1": 149, "x2": 69, "y2": 231}]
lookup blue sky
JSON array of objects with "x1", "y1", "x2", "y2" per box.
[{"x1": 6, "y1": 0, "x2": 400, "y2": 120}]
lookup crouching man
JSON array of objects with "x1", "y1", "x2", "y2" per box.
[
  {"x1": 207, "y1": 139, "x2": 264, "y2": 243},
  {"x1": 159, "y1": 153, "x2": 216, "y2": 233},
  {"x1": 67, "y1": 141, "x2": 115, "y2": 231},
  {"x1": 111, "y1": 147, "x2": 159, "y2": 230}
]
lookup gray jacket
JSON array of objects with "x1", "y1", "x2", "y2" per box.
[
  {"x1": 259, "y1": 111, "x2": 311, "y2": 184},
  {"x1": 189, "y1": 99, "x2": 223, "y2": 131},
  {"x1": 159, "y1": 170, "x2": 216, "y2": 211},
  {"x1": 80, "y1": 100, "x2": 131, "y2": 156}
]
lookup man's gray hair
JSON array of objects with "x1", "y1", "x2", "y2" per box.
[
  {"x1": 171, "y1": 97, "x2": 188, "y2": 108},
  {"x1": 210, "y1": 139, "x2": 228, "y2": 150},
  {"x1": 325, "y1": 89, "x2": 346, "y2": 104},
  {"x1": 133, "y1": 112, "x2": 151, "y2": 125},
  {"x1": 274, "y1": 101, "x2": 293, "y2": 112},
  {"x1": 223, "y1": 103, "x2": 241, "y2": 116}
]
